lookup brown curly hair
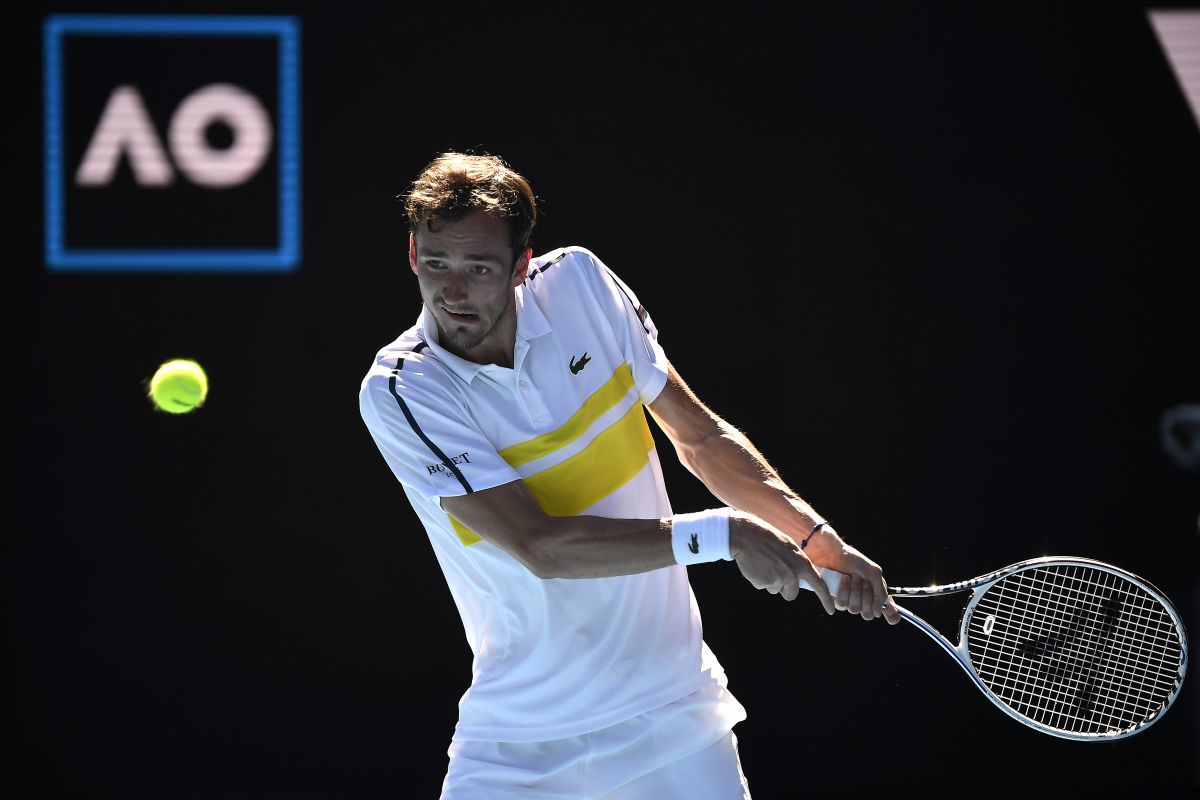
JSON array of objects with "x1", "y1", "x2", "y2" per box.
[{"x1": 403, "y1": 152, "x2": 538, "y2": 261}]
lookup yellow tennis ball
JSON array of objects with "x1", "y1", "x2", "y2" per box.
[{"x1": 148, "y1": 359, "x2": 208, "y2": 414}]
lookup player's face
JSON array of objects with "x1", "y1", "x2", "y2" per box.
[{"x1": 410, "y1": 210, "x2": 530, "y2": 366}]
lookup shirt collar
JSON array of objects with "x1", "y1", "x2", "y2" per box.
[{"x1": 418, "y1": 283, "x2": 551, "y2": 384}]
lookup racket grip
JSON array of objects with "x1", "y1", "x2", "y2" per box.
[{"x1": 799, "y1": 566, "x2": 845, "y2": 595}]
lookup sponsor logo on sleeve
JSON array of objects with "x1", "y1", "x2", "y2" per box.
[{"x1": 427, "y1": 452, "x2": 472, "y2": 476}]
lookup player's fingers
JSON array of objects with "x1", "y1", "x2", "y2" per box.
[
  {"x1": 867, "y1": 573, "x2": 889, "y2": 620},
  {"x1": 834, "y1": 569, "x2": 851, "y2": 612},
  {"x1": 862, "y1": 575, "x2": 881, "y2": 621},
  {"x1": 881, "y1": 592, "x2": 900, "y2": 625},
  {"x1": 875, "y1": 575, "x2": 899, "y2": 624},
  {"x1": 868, "y1": 594, "x2": 883, "y2": 620},
  {"x1": 848, "y1": 574, "x2": 865, "y2": 616},
  {"x1": 799, "y1": 562, "x2": 836, "y2": 615},
  {"x1": 861, "y1": 578, "x2": 875, "y2": 620}
]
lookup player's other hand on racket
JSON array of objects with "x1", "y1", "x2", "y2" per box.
[
  {"x1": 728, "y1": 512, "x2": 836, "y2": 614},
  {"x1": 804, "y1": 526, "x2": 900, "y2": 625}
]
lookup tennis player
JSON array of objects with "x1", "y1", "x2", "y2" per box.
[{"x1": 359, "y1": 152, "x2": 901, "y2": 799}]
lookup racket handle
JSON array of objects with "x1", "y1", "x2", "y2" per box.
[{"x1": 799, "y1": 566, "x2": 845, "y2": 595}]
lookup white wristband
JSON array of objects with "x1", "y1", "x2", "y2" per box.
[{"x1": 671, "y1": 508, "x2": 734, "y2": 565}]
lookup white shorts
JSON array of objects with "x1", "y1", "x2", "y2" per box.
[{"x1": 440, "y1": 684, "x2": 750, "y2": 799}]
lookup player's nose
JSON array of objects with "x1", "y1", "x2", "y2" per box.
[{"x1": 440, "y1": 271, "x2": 469, "y2": 301}]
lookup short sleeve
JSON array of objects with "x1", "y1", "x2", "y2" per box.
[
  {"x1": 359, "y1": 363, "x2": 520, "y2": 500},
  {"x1": 578, "y1": 250, "x2": 671, "y2": 404}
]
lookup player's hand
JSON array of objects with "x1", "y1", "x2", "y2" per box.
[
  {"x1": 807, "y1": 530, "x2": 899, "y2": 625},
  {"x1": 728, "y1": 512, "x2": 836, "y2": 614}
]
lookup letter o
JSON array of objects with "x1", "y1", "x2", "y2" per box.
[{"x1": 168, "y1": 83, "x2": 273, "y2": 188}]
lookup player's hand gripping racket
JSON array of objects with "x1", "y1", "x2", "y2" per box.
[{"x1": 801, "y1": 557, "x2": 1188, "y2": 740}]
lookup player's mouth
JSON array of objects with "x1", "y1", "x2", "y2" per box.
[{"x1": 441, "y1": 305, "x2": 480, "y2": 323}]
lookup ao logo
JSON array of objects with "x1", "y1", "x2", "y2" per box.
[
  {"x1": 77, "y1": 83, "x2": 272, "y2": 189},
  {"x1": 44, "y1": 14, "x2": 301, "y2": 272}
]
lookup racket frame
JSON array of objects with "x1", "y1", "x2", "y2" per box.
[{"x1": 886, "y1": 556, "x2": 1189, "y2": 741}]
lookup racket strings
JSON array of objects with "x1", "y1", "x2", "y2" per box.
[
  {"x1": 1009, "y1": 570, "x2": 1176, "y2": 727},
  {"x1": 965, "y1": 565, "x2": 1183, "y2": 736},
  {"x1": 976, "y1": 570, "x2": 1176, "y2": 730}
]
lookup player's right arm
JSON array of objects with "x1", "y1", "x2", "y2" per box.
[
  {"x1": 440, "y1": 482, "x2": 837, "y2": 613},
  {"x1": 359, "y1": 355, "x2": 672, "y2": 580},
  {"x1": 440, "y1": 481, "x2": 670, "y2": 579}
]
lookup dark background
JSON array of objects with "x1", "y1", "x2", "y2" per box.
[{"x1": 6, "y1": 1, "x2": 1199, "y2": 796}]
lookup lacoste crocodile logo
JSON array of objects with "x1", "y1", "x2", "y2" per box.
[
  {"x1": 569, "y1": 352, "x2": 591, "y2": 375},
  {"x1": 688, "y1": 534, "x2": 700, "y2": 554}
]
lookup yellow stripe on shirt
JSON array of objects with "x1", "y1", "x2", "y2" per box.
[
  {"x1": 498, "y1": 363, "x2": 635, "y2": 468},
  {"x1": 450, "y1": 368, "x2": 656, "y2": 546},
  {"x1": 523, "y1": 401, "x2": 656, "y2": 517}
]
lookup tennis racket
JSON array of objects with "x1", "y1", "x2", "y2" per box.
[{"x1": 801, "y1": 556, "x2": 1188, "y2": 740}]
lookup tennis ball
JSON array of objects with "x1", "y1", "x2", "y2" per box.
[{"x1": 148, "y1": 359, "x2": 208, "y2": 414}]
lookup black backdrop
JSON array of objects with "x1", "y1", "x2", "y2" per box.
[{"x1": 7, "y1": 1, "x2": 1199, "y2": 796}]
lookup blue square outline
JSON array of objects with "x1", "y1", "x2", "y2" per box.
[{"x1": 43, "y1": 14, "x2": 302, "y2": 273}]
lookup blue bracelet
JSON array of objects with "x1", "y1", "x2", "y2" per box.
[{"x1": 800, "y1": 520, "x2": 828, "y2": 550}]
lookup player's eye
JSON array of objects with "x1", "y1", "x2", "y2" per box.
[{"x1": 471, "y1": 265, "x2": 491, "y2": 275}]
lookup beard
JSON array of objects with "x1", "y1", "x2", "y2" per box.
[
  {"x1": 436, "y1": 290, "x2": 511, "y2": 353},
  {"x1": 441, "y1": 322, "x2": 489, "y2": 351}
]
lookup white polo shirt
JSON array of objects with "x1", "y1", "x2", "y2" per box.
[{"x1": 359, "y1": 247, "x2": 737, "y2": 742}]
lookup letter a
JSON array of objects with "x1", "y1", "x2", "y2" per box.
[{"x1": 75, "y1": 86, "x2": 174, "y2": 187}]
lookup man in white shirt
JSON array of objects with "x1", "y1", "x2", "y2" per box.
[{"x1": 359, "y1": 152, "x2": 900, "y2": 799}]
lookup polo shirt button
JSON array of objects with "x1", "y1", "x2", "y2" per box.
[{"x1": 519, "y1": 380, "x2": 528, "y2": 388}]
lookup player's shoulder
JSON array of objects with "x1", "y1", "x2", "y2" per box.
[
  {"x1": 358, "y1": 324, "x2": 455, "y2": 409},
  {"x1": 525, "y1": 244, "x2": 648, "y2": 320},
  {"x1": 525, "y1": 245, "x2": 609, "y2": 288}
]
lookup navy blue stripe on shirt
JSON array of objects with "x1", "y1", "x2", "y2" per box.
[
  {"x1": 525, "y1": 251, "x2": 568, "y2": 283},
  {"x1": 528, "y1": 252, "x2": 650, "y2": 336},
  {"x1": 388, "y1": 341, "x2": 474, "y2": 494}
]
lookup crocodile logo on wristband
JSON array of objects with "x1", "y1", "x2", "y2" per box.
[{"x1": 688, "y1": 534, "x2": 700, "y2": 554}]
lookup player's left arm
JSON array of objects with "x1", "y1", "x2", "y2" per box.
[{"x1": 647, "y1": 361, "x2": 899, "y2": 623}]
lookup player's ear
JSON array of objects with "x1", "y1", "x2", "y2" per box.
[
  {"x1": 511, "y1": 247, "x2": 532, "y2": 286},
  {"x1": 408, "y1": 232, "x2": 418, "y2": 274}
]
